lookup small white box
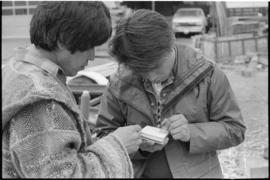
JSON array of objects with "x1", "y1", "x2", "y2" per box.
[{"x1": 140, "y1": 125, "x2": 169, "y2": 145}]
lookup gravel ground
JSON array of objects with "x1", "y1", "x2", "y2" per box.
[{"x1": 217, "y1": 64, "x2": 268, "y2": 178}]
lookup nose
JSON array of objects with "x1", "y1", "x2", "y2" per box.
[
  {"x1": 88, "y1": 48, "x2": 95, "y2": 61},
  {"x1": 146, "y1": 72, "x2": 158, "y2": 82}
]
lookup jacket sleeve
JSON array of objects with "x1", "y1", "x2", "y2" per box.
[
  {"x1": 96, "y1": 87, "x2": 149, "y2": 160},
  {"x1": 8, "y1": 100, "x2": 133, "y2": 178},
  {"x1": 96, "y1": 87, "x2": 127, "y2": 137},
  {"x1": 188, "y1": 65, "x2": 246, "y2": 154}
]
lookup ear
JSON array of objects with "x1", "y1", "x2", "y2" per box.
[{"x1": 57, "y1": 41, "x2": 65, "y2": 50}]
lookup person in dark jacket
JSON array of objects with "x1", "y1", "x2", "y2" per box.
[
  {"x1": 96, "y1": 9, "x2": 246, "y2": 178},
  {"x1": 2, "y1": 2, "x2": 142, "y2": 178}
]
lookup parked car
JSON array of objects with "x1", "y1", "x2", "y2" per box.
[{"x1": 172, "y1": 8, "x2": 208, "y2": 35}]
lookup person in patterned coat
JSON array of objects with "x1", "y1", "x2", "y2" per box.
[{"x1": 2, "y1": 1, "x2": 142, "y2": 178}]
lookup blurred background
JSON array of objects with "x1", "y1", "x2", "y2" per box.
[
  {"x1": 2, "y1": 1, "x2": 269, "y2": 178},
  {"x1": 2, "y1": 1, "x2": 268, "y2": 63}
]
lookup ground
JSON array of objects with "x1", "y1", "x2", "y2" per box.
[{"x1": 217, "y1": 64, "x2": 268, "y2": 178}]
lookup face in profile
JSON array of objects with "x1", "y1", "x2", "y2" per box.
[
  {"x1": 141, "y1": 61, "x2": 171, "y2": 83},
  {"x1": 56, "y1": 47, "x2": 95, "y2": 77},
  {"x1": 140, "y1": 49, "x2": 175, "y2": 83},
  {"x1": 29, "y1": 1, "x2": 112, "y2": 77}
]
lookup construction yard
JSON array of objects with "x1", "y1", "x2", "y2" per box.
[{"x1": 217, "y1": 62, "x2": 268, "y2": 178}]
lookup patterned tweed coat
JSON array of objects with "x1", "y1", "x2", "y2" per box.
[{"x1": 2, "y1": 46, "x2": 133, "y2": 178}]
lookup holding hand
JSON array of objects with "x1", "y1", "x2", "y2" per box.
[
  {"x1": 139, "y1": 138, "x2": 169, "y2": 153},
  {"x1": 112, "y1": 125, "x2": 142, "y2": 154},
  {"x1": 161, "y1": 114, "x2": 190, "y2": 142}
]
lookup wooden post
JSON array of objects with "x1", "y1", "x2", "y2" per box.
[
  {"x1": 255, "y1": 37, "x2": 258, "y2": 52},
  {"x1": 267, "y1": 36, "x2": 268, "y2": 53},
  {"x1": 228, "y1": 41, "x2": 231, "y2": 57},
  {"x1": 215, "y1": 38, "x2": 218, "y2": 62},
  {"x1": 215, "y1": 6, "x2": 220, "y2": 37},
  {"x1": 152, "y1": 1, "x2": 155, "y2": 11},
  {"x1": 80, "y1": 90, "x2": 90, "y2": 121},
  {"x1": 241, "y1": 39, "x2": 245, "y2": 55}
]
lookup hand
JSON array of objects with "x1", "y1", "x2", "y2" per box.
[
  {"x1": 161, "y1": 114, "x2": 190, "y2": 142},
  {"x1": 112, "y1": 125, "x2": 142, "y2": 154},
  {"x1": 139, "y1": 138, "x2": 169, "y2": 153}
]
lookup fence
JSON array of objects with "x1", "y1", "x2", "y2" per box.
[
  {"x1": 199, "y1": 33, "x2": 268, "y2": 63},
  {"x1": 227, "y1": 7, "x2": 268, "y2": 17}
]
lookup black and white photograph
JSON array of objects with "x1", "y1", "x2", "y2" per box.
[{"x1": 1, "y1": 0, "x2": 268, "y2": 178}]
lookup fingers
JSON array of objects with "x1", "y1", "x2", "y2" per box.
[
  {"x1": 142, "y1": 139, "x2": 155, "y2": 145},
  {"x1": 162, "y1": 114, "x2": 188, "y2": 132},
  {"x1": 142, "y1": 144, "x2": 164, "y2": 152},
  {"x1": 137, "y1": 138, "x2": 142, "y2": 146},
  {"x1": 140, "y1": 139, "x2": 155, "y2": 150},
  {"x1": 171, "y1": 132, "x2": 183, "y2": 141},
  {"x1": 162, "y1": 114, "x2": 190, "y2": 142},
  {"x1": 164, "y1": 137, "x2": 169, "y2": 145},
  {"x1": 168, "y1": 119, "x2": 186, "y2": 131},
  {"x1": 130, "y1": 124, "x2": 142, "y2": 132},
  {"x1": 161, "y1": 118, "x2": 169, "y2": 129},
  {"x1": 171, "y1": 132, "x2": 189, "y2": 142},
  {"x1": 170, "y1": 124, "x2": 188, "y2": 135},
  {"x1": 170, "y1": 125, "x2": 190, "y2": 142},
  {"x1": 171, "y1": 127, "x2": 185, "y2": 138},
  {"x1": 139, "y1": 139, "x2": 167, "y2": 152}
]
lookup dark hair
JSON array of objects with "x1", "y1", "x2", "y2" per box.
[
  {"x1": 109, "y1": 9, "x2": 174, "y2": 73},
  {"x1": 30, "y1": 1, "x2": 112, "y2": 54}
]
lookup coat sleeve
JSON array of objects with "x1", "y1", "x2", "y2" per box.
[
  {"x1": 96, "y1": 87, "x2": 127, "y2": 137},
  {"x1": 8, "y1": 100, "x2": 133, "y2": 178},
  {"x1": 96, "y1": 86, "x2": 149, "y2": 160},
  {"x1": 188, "y1": 65, "x2": 246, "y2": 154}
]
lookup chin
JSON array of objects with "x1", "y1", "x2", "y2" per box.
[
  {"x1": 67, "y1": 71, "x2": 77, "y2": 77},
  {"x1": 72, "y1": 72, "x2": 79, "y2": 76}
]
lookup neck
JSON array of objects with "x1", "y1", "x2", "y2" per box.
[
  {"x1": 160, "y1": 48, "x2": 176, "y2": 81},
  {"x1": 35, "y1": 46, "x2": 58, "y2": 65}
]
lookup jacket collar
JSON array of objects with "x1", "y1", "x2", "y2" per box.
[
  {"x1": 15, "y1": 45, "x2": 67, "y2": 84},
  {"x1": 112, "y1": 44, "x2": 209, "y2": 91}
]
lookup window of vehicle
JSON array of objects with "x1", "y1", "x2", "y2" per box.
[{"x1": 175, "y1": 9, "x2": 202, "y2": 17}]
